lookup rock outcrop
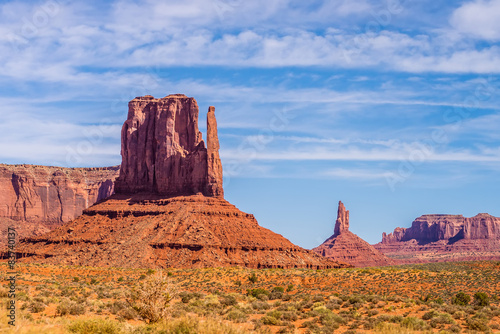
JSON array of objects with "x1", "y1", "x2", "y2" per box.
[
  {"x1": 0, "y1": 164, "x2": 119, "y2": 225},
  {"x1": 375, "y1": 214, "x2": 500, "y2": 264},
  {"x1": 15, "y1": 94, "x2": 348, "y2": 269},
  {"x1": 313, "y1": 201, "x2": 394, "y2": 267},
  {"x1": 16, "y1": 194, "x2": 349, "y2": 269},
  {"x1": 115, "y1": 94, "x2": 223, "y2": 197}
]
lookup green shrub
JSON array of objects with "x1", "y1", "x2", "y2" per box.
[
  {"x1": 261, "y1": 315, "x2": 281, "y2": 326},
  {"x1": 248, "y1": 273, "x2": 258, "y2": 284},
  {"x1": 247, "y1": 288, "x2": 269, "y2": 298},
  {"x1": 452, "y1": 292, "x2": 470, "y2": 306},
  {"x1": 474, "y1": 292, "x2": 489, "y2": 307}
]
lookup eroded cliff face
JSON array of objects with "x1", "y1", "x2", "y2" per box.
[
  {"x1": 114, "y1": 94, "x2": 223, "y2": 197},
  {"x1": 313, "y1": 201, "x2": 394, "y2": 267},
  {"x1": 380, "y1": 214, "x2": 500, "y2": 244},
  {"x1": 0, "y1": 164, "x2": 119, "y2": 225},
  {"x1": 375, "y1": 213, "x2": 500, "y2": 264}
]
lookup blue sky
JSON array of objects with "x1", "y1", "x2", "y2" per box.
[{"x1": 1, "y1": 0, "x2": 500, "y2": 246}]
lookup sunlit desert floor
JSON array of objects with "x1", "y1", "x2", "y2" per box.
[{"x1": 1, "y1": 261, "x2": 500, "y2": 333}]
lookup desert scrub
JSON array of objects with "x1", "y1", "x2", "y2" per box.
[
  {"x1": 251, "y1": 300, "x2": 271, "y2": 312},
  {"x1": 57, "y1": 298, "x2": 86, "y2": 316},
  {"x1": 428, "y1": 313, "x2": 456, "y2": 328},
  {"x1": 466, "y1": 316, "x2": 490, "y2": 331},
  {"x1": 127, "y1": 271, "x2": 177, "y2": 323},
  {"x1": 179, "y1": 291, "x2": 204, "y2": 303},
  {"x1": 452, "y1": 292, "x2": 471, "y2": 306},
  {"x1": 224, "y1": 307, "x2": 249, "y2": 323},
  {"x1": 474, "y1": 292, "x2": 490, "y2": 307},
  {"x1": 22, "y1": 300, "x2": 46, "y2": 313},
  {"x1": 68, "y1": 318, "x2": 123, "y2": 334},
  {"x1": 247, "y1": 288, "x2": 269, "y2": 299}
]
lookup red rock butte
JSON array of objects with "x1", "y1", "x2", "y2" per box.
[
  {"x1": 15, "y1": 94, "x2": 349, "y2": 269},
  {"x1": 115, "y1": 94, "x2": 223, "y2": 197},
  {"x1": 313, "y1": 201, "x2": 394, "y2": 267},
  {"x1": 374, "y1": 213, "x2": 500, "y2": 264}
]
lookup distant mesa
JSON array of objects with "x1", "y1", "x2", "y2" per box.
[
  {"x1": 374, "y1": 213, "x2": 500, "y2": 264},
  {"x1": 313, "y1": 201, "x2": 394, "y2": 267},
  {"x1": 16, "y1": 94, "x2": 350, "y2": 269}
]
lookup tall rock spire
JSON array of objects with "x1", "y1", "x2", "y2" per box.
[
  {"x1": 314, "y1": 200, "x2": 394, "y2": 267},
  {"x1": 115, "y1": 94, "x2": 223, "y2": 197},
  {"x1": 333, "y1": 201, "x2": 349, "y2": 236},
  {"x1": 206, "y1": 106, "x2": 224, "y2": 197}
]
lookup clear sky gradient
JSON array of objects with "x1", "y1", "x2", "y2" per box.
[{"x1": 1, "y1": 0, "x2": 499, "y2": 247}]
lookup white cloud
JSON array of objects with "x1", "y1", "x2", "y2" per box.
[
  {"x1": 450, "y1": 0, "x2": 500, "y2": 41},
  {"x1": 324, "y1": 168, "x2": 391, "y2": 180}
]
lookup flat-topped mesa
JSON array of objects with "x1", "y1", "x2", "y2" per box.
[
  {"x1": 375, "y1": 213, "x2": 500, "y2": 264},
  {"x1": 380, "y1": 213, "x2": 500, "y2": 244},
  {"x1": 333, "y1": 201, "x2": 349, "y2": 236},
  {"x1": 114, "y1": 94, "x2": 224, "y2": 198}
]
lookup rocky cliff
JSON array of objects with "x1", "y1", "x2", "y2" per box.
[
  {"x1": 313, "y1": 201, "x2": 394, "y2": 267},
  {"x1": 0, "y1": 164, "x2": 119, "y2": 225},
  {"x1": 375, "y1": 213, "x2": 500, "y2": 263},
  {"x1": 115, "y1": 94, "x2": 223, "y2": 197},
  {"x1": 16, "y1": 94, "x2": 348, "y2": 269}
]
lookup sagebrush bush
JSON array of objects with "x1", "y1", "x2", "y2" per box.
[
  {"x1": 127, "y1": 271, "x2": 177, "y2": 323},
  {"x1": 67, "y1": 319, "x2": 123, "y2": 334},
  {"x1": 57, "y1": 299, "x2": 86, "y2": 316}
]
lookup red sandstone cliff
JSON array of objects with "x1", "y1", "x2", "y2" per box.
[
  {"x1": 313, "y1": 201, "x2": 394, "y2": 267},
  {"x1": 0, "y1": 164, "x2": 119, "y2": 225},
  {"x1": 115, "y1": 94, "x2": 223, "y2": 197},
  {"x1": 375, "y1": 213, "x2": 500, "y2": 263}
]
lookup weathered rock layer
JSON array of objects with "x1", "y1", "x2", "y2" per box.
[
  {"x1": 313, "y1": 201, "x2": 394, "y2": 267},
  {"x1": 0, "y1": 164, "x2": 119, "y2": 225},
  {"x1": 375, "y1": 214, "x2": 500, "y2": 263},
  {"x1": 16, "y1": 194, "x2": 348, "y2": 269}
]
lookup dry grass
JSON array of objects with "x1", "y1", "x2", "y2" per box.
[{"x1": 1, "y1": 261, "x2": 499, "y2": 333}]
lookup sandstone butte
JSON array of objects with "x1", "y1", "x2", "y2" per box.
[
  {"x1": 374, "y1": 213, "x2": 500, "y2": 264},
  {"x1": 0, "y1": 164, "x2": 119, "y2": 247},
  {"x1": 15, "y1": 94, "x2": 350, "y2": 269},
  {"x1": 313, "y1": 201, "x2": 394, "y2": 267}
]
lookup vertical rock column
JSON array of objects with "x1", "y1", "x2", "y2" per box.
[
  {"x1": 206, "y1": 106, "x2": 224, "y2": 198},
  {"x1": 333, "y1": 201, "x2": 349, "y2": 236}
]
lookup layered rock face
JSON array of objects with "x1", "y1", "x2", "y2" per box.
[
  {"x1": 16, "y1": 94, "x2": 347, "y2": 269},
  {"x1": 375, "y1": 214, "x2": 500, "y2": 264},
  {"x1": 115, "y1": 94, "x2": 223, "y2": 197},
  {"x1": 17, "y1": 194, "x2": 348, "y2": 269},
  {"x1": 313, "y1": 201, "x2": 394, "y2": 267},
  {"x1": 0, "y1": 164, "x2": 119, "y2": 225}
]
